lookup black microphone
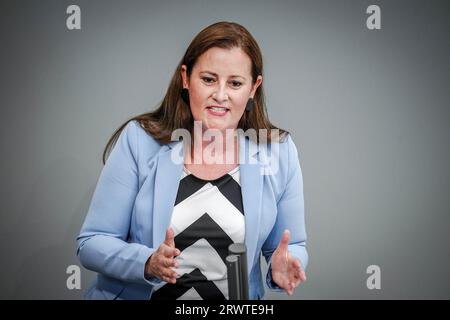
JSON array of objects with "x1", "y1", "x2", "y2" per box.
[{"x1": 226, "y1": 243, "x2": 249, "y2": 300}]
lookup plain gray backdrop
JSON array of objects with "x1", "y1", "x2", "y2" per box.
[{"x1": 0, "y1": 0, "x2": 449, "y2": 299}]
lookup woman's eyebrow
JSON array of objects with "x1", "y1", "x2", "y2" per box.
[{"x1": 200, "y1": 70, "x2": 246, "y2": 80}]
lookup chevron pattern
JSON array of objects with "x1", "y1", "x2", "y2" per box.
[{"x1": 151, "y1": 166, "x2": 245, "y2": 300}]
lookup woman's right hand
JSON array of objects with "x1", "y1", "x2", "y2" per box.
[{"x1": 145, "y1": 227, "x2": 180, "y2": 284}]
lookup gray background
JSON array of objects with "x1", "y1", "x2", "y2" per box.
[{"x1": 0, "y1": 0, "x2": 449, "y2": 299}]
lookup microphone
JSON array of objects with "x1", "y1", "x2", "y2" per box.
[{"x1": 226, "y1": 243, "x2": 249, "y2": 300}]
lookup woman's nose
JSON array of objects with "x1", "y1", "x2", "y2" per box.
[{"x1": 212, "y1": 83, "x2": 229, "y2": 103}]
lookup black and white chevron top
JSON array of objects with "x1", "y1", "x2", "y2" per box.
[{"x1": 150, "y1": 165, "x2": 245, "y2": 300}]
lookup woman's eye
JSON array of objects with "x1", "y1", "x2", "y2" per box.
[
  {"x1": 202, "y1": 77, "x2": 215, "y2": 84},
  {"x1": 201, "y1": 77, "x2": 241, "y2": 88}
]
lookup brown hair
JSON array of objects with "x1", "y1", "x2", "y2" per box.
[{"x1": 103, "y1": 21, "x2": 288, "y2": 164}]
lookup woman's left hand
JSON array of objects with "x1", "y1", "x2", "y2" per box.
[{"x1": 271, "y1": 229, "x2": 307, "y2": 295}]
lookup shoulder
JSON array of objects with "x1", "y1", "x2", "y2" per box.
[
  {"x1": 124, "y1": 120, "x2": 160, "y2": 146},
  {"x1": 283, "y1": 133, "x2": 300, "y2": 167},
  {"x1": 258, "y1": 133, "x2": 302, "y2": 192},
  {"x1": 262, "y1": 133, "x2": 300, "y2": 168},
  {"x1": 119, "y1": 120, "x2": 168, "y2": 163},
  {"x1": 280, "y1": 134, "x2": 302, "y2": 177}
]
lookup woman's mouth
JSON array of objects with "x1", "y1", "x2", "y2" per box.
[{"x1": 206, "y1": 106, "x2": 229, "y2": 116}]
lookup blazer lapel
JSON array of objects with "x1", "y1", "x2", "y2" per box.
[
  {"x1": 152, "y1": 141, "x2": 184, "y2": 247},
  {"x1": 239, "y1": 133, "x2": 263, "y2": 272}
]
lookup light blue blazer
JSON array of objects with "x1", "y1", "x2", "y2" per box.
[{"x1": 77, "y1": 120, "x2": 308, "y2": 300}]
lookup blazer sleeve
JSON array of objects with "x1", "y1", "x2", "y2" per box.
[
  {"x1": 76, "y1": 121, "x2": 160, "y2": 286},
  {"x1": 261, "y1": 134, "x2": 309, "y2": 291}
]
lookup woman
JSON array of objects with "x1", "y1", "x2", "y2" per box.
[{"x1": 77, "y1": 21, "x2": 308, "y2": 300}]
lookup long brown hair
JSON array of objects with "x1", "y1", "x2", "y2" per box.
[{"x1": 103, "y1": 21, "x2": 288, "y2": 164}]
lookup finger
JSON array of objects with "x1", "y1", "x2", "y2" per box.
[
  {"x1": 291, "y1": 261, "x2": 302, "y2": 278},
  {"x1": 295, "y1": 267, "x2": 306, "y2": 283},
  {"x1": 288, "y1": 257, "x2": 301, "y2": 270},
  {"x1": 281, "y1": 278, "x2": 292, "y2": 293},
  {"x1": 162, "y1": 257, "x2": 178, "y2": 268},
  {"x1": 161, "y1": 268, "x2": 178, "y2": 279},
  {"x1": 289, "y1": 282, "x2": 296, "y2": 295},
  {"x1": 161, "y1": 244, "x2": 180, "y2": 257},
  {"x1": 300, "y1": 269, "x2": 307, "y2": 282},
  {"x1": 287, "y1": 286, "x2": 293, "y2": 296},
  {"x1": 290, "y1": 271, "x2": 303, "y2": 285},
  {"x1": 293, "y1": 258, "x2": 301, "y2": 270},
  {"x1": 277, "y1": 229, "x2": 291, "y2": 253},
  {"x1": 290, "y1": 268, "x2": 301, "y2": 282},
  {"x1": 288, "y1": 269, "x2": 302, "y2": 286},
  {"x1": 292, "y1": 272, "x2": 302, "y2": 285},
  {"x1": 162, "y1": 275, "x2": 177, "y2": 284},
  {"x1": 168, "y1": 257, "x2": 179, "y2": 268},
  {"x1": 164, "y1": 227, "x2": 175, "y2": 247},
  {"x1": 293, "y1": 266, "x2": 305, "y2": 281}
]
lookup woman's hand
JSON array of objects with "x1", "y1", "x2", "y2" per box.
[
  {"x1": 271, "y1": 229, "x2": 307, "y2": 295},
  {"x1": 145, "y1": 227, "x2": 180, "y2": 284}
]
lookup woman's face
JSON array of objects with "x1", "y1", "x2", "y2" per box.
[{"x1": 181, "y1": 47, "x2": 262, "y2": 132}]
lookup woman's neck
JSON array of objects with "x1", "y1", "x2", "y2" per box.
[{"x1": 188, "y1": 128, "x2": 239, "y2": 165}]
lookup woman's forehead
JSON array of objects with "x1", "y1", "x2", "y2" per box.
[{"x1": 193, "y1": 47, "x2": 252, "y2": 78}]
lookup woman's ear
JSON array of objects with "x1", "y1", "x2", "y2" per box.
[
  {"x1": 181, "y1": 65, "x2": 189, "y2": 89},
  {"x1": 250, "y1": 75, "x2": 263, "y2": 97}
]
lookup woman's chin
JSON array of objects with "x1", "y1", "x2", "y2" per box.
[{"x1": 202, "y1": 121, "x2": 230, "y2": 132}]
